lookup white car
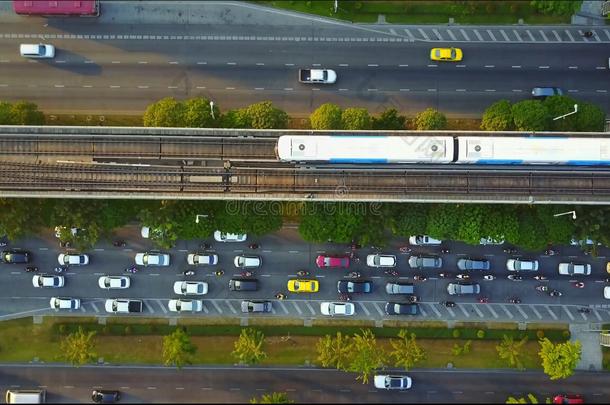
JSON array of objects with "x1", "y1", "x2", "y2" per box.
[
  {"x1": 233, "y1": 255, "x2": 261, "y2": 268},
  {"x1": 187, "y1": 253, "x2": 218, "y2": 266},
  {"x1": 373, "y1": 375, "x2": 412, "y2": 390},
  {"x1": 20, "y1": 43, "x2": 55, "y2": 58},
  {"x1": 366, "y1": 254, "x2": 396, "y2": 268},
  {"x1": 173, "y1": 281, "x2": 209, "y2": 296},
  {"x1": 408, "y1": 235, "x2": 442, "y2": 246},
  {"x1": 105, "y1": 298, "x2": 143, "y2": 313},
  {"x1": 98, "y1": 276, "x2": 131, "y2": 289},
  {"x1": 320, "y1": 302, "x2": 355, "y2": 316},
  {"x1": 214, "y1": 231, "x2": 247, "y2": 242},
  {"x1": 604, "y1": 286, "x2": 610, "y2": 299},
  {"x1": 506, "y1": 259, "x2": 539, "y2": 272},
  {"x1": 168, "y1": 299, "x2": 203, "y2": 313},
  {"x1": 32, "y1": 274, "x2": 64, "y2": 288},
  {"x1": 49, "y1": 297, "x2": 80, "y2": 310},
  {"x1": 570, "y1": 237, "x2": 601, "y2": 246},
  {"x1": 135, "y1": 252, "x2": 170, "y2": 266},
  {"x1": 479, "y1": 236, "x2": 505, "y2": 245},
  {"x1": 558, "y1": 262, "x2": 592, "y2": 276},
  {"x1": 58, "y1": 253, "x2": 89, "y2": 266}
]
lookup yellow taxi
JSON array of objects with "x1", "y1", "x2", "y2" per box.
[
  {"x1": 287, "y1": 279, "x2": 319, "y2": 293},
  {"x1": 430, "y1": 47, "x2": 463, "y2": 62}
]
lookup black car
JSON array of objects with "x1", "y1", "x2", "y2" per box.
[
  {"x1": 385, "y1": 302, "x2": 418, "y2": 315},
  {"x1": 2, "y1": 249, "x2": 30, "y2": 264},
  {"x1": 229, "y1": 278, "x2": 259, "y2": 291},
  {"x1": 337, "y1": 280, "x2": 372, "y2": 294},
  {"x1": 91, "y1": 390, "x2": 120, "y2": 403}
]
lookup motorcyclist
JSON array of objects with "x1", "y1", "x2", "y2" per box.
[
  {"x1": 297, "y1": 270, "x2": 309, "y2": 277},
  {"x1": 478, "y1": 297, "x2": 489, "y2": 303},
  {"x1": 507, "y1": 274, "x2": 522, "y2": 281},
  {"x1": 413, "y1": 275, "x2": 427, "y2": 281},
  {"x1": 248, "y1": 243, "x2": 259, "y2": 250},
  {"x1": 456, "y1": 274, "x2": 470, "y2": 280},
  {"x1": 483, "y1": 275, "x2": 495, "y2": 281},
  {"x1": 533, "y1": 275, "x2": 547, "y2": 281},
  {"x1": 183, "y1": 270, "x2": 195, "y2": 276},
  {"x1": 215, "y1": 270, "x2": 225, "y2": 276},
  {"x1": 573, "y1": 281, "x2": 585, "y2": 288},
  {"x1": 508, "y1": 297, "x2": 521, "y2": 304},
  {"x1": 549, "y1": 290, "x2": 562, "y2": 297},
  {"x1": 441, "y1": 301, "x2": 456, "y2": 307},
  {"x1": 275, "y1": 293, "x2": 286, "y2": 300},
  {"x1": 535, "y1": 285, "x2": 549, "y2": 292}
]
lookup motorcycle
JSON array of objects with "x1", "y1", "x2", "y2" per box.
[
  {"x1": 296, "y1": 270, "x2": 310, "y2": 277},
  {"x1": 507, "y1": 274, "x2": 523, "y2": 281},
  {"x1": 441, "y1": 301, "x2": 456, "y2": 308},
  {"x1": 183, "y1": 270, "x2": 196, "y2": 276},
  {"x1": 413, "y1": 275, "x2": 427, "y2": 281},
  {"x1": 200, "y1": 243, "x2": 211, "y2": 250},
  {"x1": 478, "y1": 297, "x2": 489, "y2": 303},
  {"x1": 241, "y1": 270, "x2": 254, "y2": 277},
  {"x1": 483, "y1": 275, "x2": 495, "y2": 281},
  {"x1": 275, "y1": 293, "x2": 286, "y2": 300},
  {"x1": 124, "y1": 266, "x2": 138, "y2": 274},
  {"x1": 438, "y1": 272, "x2": 451, "y2": 278},
  {"x1": 533, "y1": 275, "x2": 548, "y2": 281},
  {"x1": 399, "y1": 246, "x2": 412, "y2": 253},
  {"x1": 338, "y1": 293, "x2": 351, "y2": 301},
  {"x1": 503, "y1": 247, "x2": 517, "y2": 254},
  {"x1": 578, "y1": 308, "x2": 591, "y2": 314},
  {"x1": 347, "y1": 271, "x2": 361, "y2": 279},
  {"x1": 544, "y1": 249, "x2": 557, "y2": 256},
  {"x1": 549, "y1": 289, "x2": 562, "y2": 297},
  {"x1": 248, "y1": 243, "x2": 259, "y2": 250},
  {"x1": 584, "y1": 30, "x2": 593, "y2": 38},
  {"x1": 55, "y1": 266, "x2": 67, "y2": 273},
  {"x1": 508, "y1": 297, "x2": 521, "y2": 304},
  {"x1": 572, "y1": 281, "x2": 585, "y2": 289},
  {"x1": 456, "y1": 273, "x2": 470, "y2": 280},
  {"x1": 214, "y1": 270, "x2": 225, "y2": 277},
  {"x1": 384, "y1": 269, "x2": 399, "y2": 277},
  {"x1": 440, "y1": 248, "x2": 450, "y2": 254},
  {"x1": 406, "y1": 295, "x2": 419, "y2": 303},
  {"x1": 535, "y1": 285, "x2": 549, "y2": 292},
  {"x1": 24, "y1": 266, "x2": 38, "y2": 272},
  {"x1": 112, "y1": 240, "x2": 126, "y2": 247},
  {"x1": 0, "y1": 241, "x2": 7, "y2": 247}
]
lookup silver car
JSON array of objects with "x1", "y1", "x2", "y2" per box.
[
  {"x1": 506, "y1": 259, "x2": 539, "y2": 272},
  {"x1": 241, "y1": 300, "x2": 272, "y2": 313},
  {"x1": 447, "y1": 282, "x2": 480, "y2": 295},
  {"x1": 408, "y1": 255, "x2": 442, "y2": 269}
]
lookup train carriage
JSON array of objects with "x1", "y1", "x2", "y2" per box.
[
  {"x1": 457, "y1": 137, "x2": 610, "y2": 165},
  {"x1": 276, "y1": 135, "x2": 455, "y2": 164}
]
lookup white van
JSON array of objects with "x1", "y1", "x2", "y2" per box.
[
  {"x1": 19, "y1": 44, "x2": 55, "y2": 59},
  {"x1": 5, "y1": 389, "x2": 46, "y2": 403}
]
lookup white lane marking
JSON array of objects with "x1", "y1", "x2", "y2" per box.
[
  {"x1": 526, "y1": 30, "x2": 535, "y2": 41},
  {"x1": 486, "y1": 29, "x2": 496, "y2": 41},
  {"x1": 472, "y1": 304, "x2": 484, "y2": 317},
  {"x1": 138, "y1": 61, "x2": 149, "y2": 64},
  {"x1": 530, "y1": 305, "x2": 542, "y2": 319},
  {"x1": 339, "y1": 63, "x2": 349, "y2": 67},
  {"x1": 563, "y1": 306, "x2": 574, "y2": 321},
  {"x1": 226, "y1": 301, "x2": 238, "y2": 314},
  {"x1": 399, "y1": 64, "x2": 409, "y2": 67},
  {"x1": 284, "y1": 88, "x2": 293, "y2": 91},
  {"x1": 456, "y1": 64, "x2": 466, "y2": 68},
  {"x1": 500, "y1": 305, "x2": 513, "y2": 319},
  {"x1": 596, "y1": 89, "x2": 608, "y2": 93},
  {"x1": 427, "y1": 88, "x2": 437, "y2": 92},
  {"x1": 137, "y1": 86, "x2": 149, "y2": 89},
  {"x1": 374, "y1": 302, "x2": 384, "y2": 317},
  {"x1": 196, "y1": 86, "x2": 206, "y2": 89},
  {"x1": 515, "y1": 305, "x2": 528, "y2": 319},
  {"x1": 565, "y1": 30, "x2": 574, "y2": 41},
  {"x1": 456, "y1": 89, "x2": 466, "y2": 92},
  {"x1": 568, "y1": 66, "x2": 578, "y2": 69},
  {"x1": 539, "y1": 30, "x2": 548, "y2": 42},
  {"x1": 54, "y1": 84, "x2": 65, "y2": 88},
  {"x1": 484, "y1": 89, "x2": 496, "y2": 92},
  {"x1": 446, "y1": 29, "x2": 456, "y2": 41},
  {"x1": 513, "y1": 29, "x2": 523, "y2": 42},
  {"x1": 304, "y1": 301, "x2": 316, "y2": 315},
  {"x1": 254, "y1": 87, "x2": 264, "y2": 90},
  {"x1": 459, "y1": 29, "x2": 470, "y2": 41},
  {"x1": 111, "y1": 61, "x2": 121, "y2": 64},
  {"x1": 399, "y1": 89, "x2": 410, "y2": 91},
  {"x1": 368, "y1": 64, "x2": 378, "y2": 67},
  {"x1": 596, "y1": 66, "x2": 607, "y2": 70},
  {"x1": 360, "y1": 303, "x2": 370, "y2": 316},
  {"x1": 427, "y1": 64, "x2": 437, "y2": 68},
  {"x1": 367, "y1": 88, "x2": 378, "y2": 91},
  {"x1": 458, "y1": 305, "x2": 470, "y2": 318},
  {"x1": 169, "y1": 61, "x2": 179, "y2": 64},
  {"x1": 539, "y1": 66, "x2": 550, "y2": 69},
  {"x1": 484, "y1": 65, "x2": 494, "y2": 68},
  {"x1": 291, "y1": 301, "x2": 302, "y2": 315},
  {"x1": 196, "y1": 61, "x2": 206, "y2": 65},
  {"x1": 553, "y1": 31, "x2": 561, "y2": 41},
  {"x1": 500, "y1": 30, "x2": 510, "y2": 41},
  {"x1": 227, "y1": 62, "x2": 236, "y2": 65},
  {"x1": 545, "y1": 305, "x2": 558, "y2": 320},
  {"x1": 55, "y1": 60, "x2": 66, "y2": 64},
  {"x1": 473, "y1": 29, "x2": 483, "y2": 41},
  {"x1": 109, "y1": 85, "x2": 121, "y2": 88},
  {"x1": 211, "y1": 300, "x2": 222, "y2": 314},
  {"x1": 338, "y1": 88, "x2": 349, "y2": 91},
  {"x1": 511, "y1": 65, "x2": 521, "y2": 68},
  {"x1": 429, "y1": 304, "x2": 442, "y2": 317},
  {"x1": 285, "y1": 63, "x2": 294, "y2": 66},
  {"x1": 225, "y1": 87, "x2": 235, "y2": 90}
]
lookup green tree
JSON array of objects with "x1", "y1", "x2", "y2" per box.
[
  {"x1": 496, "y1": 334, "x2": 528, "y2": 369},
  {"x1": 244, "y1": 101, "x2": 289, "y2": 129},
  {"x1": 572, "y1": 206, "x2": 610, "y2": 249},
  {"x1": 341, "y1": 107, "x2": 371, "y2": 130},
  {"x1": 232, "y1": 328, "x2": 266, "y2": 365},
  {"x1": 535, "y1": 205, "x2": 575, "y2": 246},
  {"x1": 215, "y1": 201, "x2": 283, "y2": 237},
  {"x1": 481, "y1": 100, "x2": 514, "y2": 131},
  {"x1": 143, "y1": 97, "x2": 185, "y2": 127},
  {"x1": 514, "y1": 207, "x2": 549, "y2": 251},
  {"x1": 538, "y1": 338, "x2": 581, "y2": 380},
  {"x1": 316, "y1": 332, "x2": 353, "y2": 370},
  {"x1": 347, "y1": 329, "x2": 385, "y2": 384},
  {"x1": 573, "y1": 101, "x2": 606, "y2": 132},
  {"x1": 60, "y1": 327, "x2": 97, "y2": 366},
  {"x1": 10, "y1": 101, "x2": 45, "y2": 125},
  {"x1": 389, "y1": 203, "x2": 429, "y2": 237},
  {"x1": 372, "y1": 108, "x2": 406, "y2": 130},
  {"x1": 426, "y1": 204, "x2": 460, "y2": 240},
  {"x1": 49, "y1": 199, "x2": 108, "y2": 250},
  {"x1": 220, "y1": 109, "x2": 249, "y2": 128},
  {"x1": 414, "y1": 108, "x2": 447, "y2": 130},
  {"x1": 0, "y1": 101, "x2": 13, "y2": 124},
  {"x1": 0, "y1": 198, "x2": 47, "y2": 241},
  {"x1": 389, "y1": 329, "x2": 426, "y2": 370},
  {"x1": 310, "y1": 103, "x2": 342, "y2": 130},
  {"x1": 530, "y1": 0, "x2": 582, "y2": 16},
  {"x1": 480, "y1": 205, "x2": 519, "y2": 245},
  {"x1": 250, "y1": 392, "x2": 294, "y2": 404},
  {"x1": 183, "y1": 97, "x2": 218, "y2": 128},
  {"x1": 506, "y1": 393, "x2": 541, "y2": 404},
  {"x1": 162, "y1": 327, "x2": 197, "y2": 369},
  {"x1": 511, "y1": 100, "x2": 549, "y2": 131},
  {"x1": 456, "y1": 204, "x2": 485, "y2": 245},
  {"x1": 543, "y1": 95, "x2": 579, "y2": 132},
  {"x1": 298, "y1": 202, "x2": 365, "y2": 243}
]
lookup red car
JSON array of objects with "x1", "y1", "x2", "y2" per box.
[
  {"x1": 553, "y1": 394, "x2": 584, "y2": 404},
  {"x1": 316, "y1": 255, "x2": 350, "y2": 269}
]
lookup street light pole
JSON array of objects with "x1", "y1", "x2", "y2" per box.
[
  {"x1": 209, "y1": 101, "x2": 215, "y2": 120},
  {"x1": 552, "y1": 104, "x2": 578, "y2": 121},
  {"x1": 553, "y1": 211, "x2": 576, "y2": 220},
  {"x1": 195, "y1": 214, "x2": 209, "y2": 224}
]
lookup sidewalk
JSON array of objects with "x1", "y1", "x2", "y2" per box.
[{"x1": 569, "y1": 323, "x2": 603, "y2": 371}]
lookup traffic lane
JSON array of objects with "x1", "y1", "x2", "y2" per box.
[{"x1": 1, "y1": 365, "x2": 608, "y2": 403}]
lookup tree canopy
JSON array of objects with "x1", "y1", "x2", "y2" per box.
[
  {"x1": 60, "y1": 327, "x2": 97, "y2": 366},
  {"x1": 316, "y1": 332, "x2": 353, "y2": 370},
  {"x1": 310, "y1": 103, "x2": 342, "y2": 129},
  {"x1": 341, "y1": 107, "x2": 372, "y2": 130},
  {"x1": 481, "y1": 100, "x2": 514, "y2": 131},
  {"x1": 162, "y1": 327, "x2": 197, "y2": 369},
  {"x1": 347, "y1": 329, "x2": 385, "y2": 384},
  {"x1": 538, "y1": 338, "x2": 581, "y2": 380},
  {"x1": 414, "y1": 108, "x2": 447, "y2": 130},
  {"x1": 511, "y1": 100, "x2": 549, "y2": 131},
  {"x1": 372, "y1": 108, "x2": 406, "y2": 130},
  {"x1": 232, "y1": 328, "x2": 267, "y2": 365},
  {"x1": 389, "y1": 329, "x2": 426, "y2": 370}
]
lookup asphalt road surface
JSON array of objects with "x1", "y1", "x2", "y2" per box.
[
  {"x1": 0, "y1": 364, "x2": 607, "y2": 403},
  {"x1": 0, "y1": 20, "x2": 608, "y2": 116}
]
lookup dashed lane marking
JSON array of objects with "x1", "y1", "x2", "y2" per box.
[
  {"x1": 513, "y1": 29, "x2": 523, "y2": 42},
  {"x1": 291, "y1": 301, "x2": 302, "y2": 315},
  {"x1": 500, "y1": 30, "x2": 510, "y2": 41},
  {"x1": 360, "y1": 302, "x2": 370, "y2": 316},
  {"x1": 211, "y1": 300, "x2": 222, "y2": 314},
  {"x1": 473, "y1": 29, "x2": 483, "y2": 41},
  {"x1": 568, "y1": 66, "x2": 578, "y2": 69},
  {"x1": 530, "y1": 305, "x2": 542, "y2": 319},
  {"x1": 545, "y1": 305, "x2": 558, "y2": 320},
  {"x1": 500, "y1": 304, "x2": 513, "y2": 319},
  {"x1": 459, "y1": 29, "x2": 470, "y2": 41},
  {"x1": 565, "y1": 30, "x2": 575, "y2": 41},
  {"x1": 226, "y1": 301, "x2": 238, "y2": 314},
  {"x1": 304, "y1": 301, "x2": 316, "y2": 315},
  {"x1": 458, "y1": 304, "x2": 470, "y2": 318},
  {"x1": 515, "y1": 305, "x2": 528, "y2": 319},
  {"x1": 563, "y1": 306, "x2": 574, "y2": 321}
]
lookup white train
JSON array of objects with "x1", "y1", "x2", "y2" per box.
[{"x1": 277, "y1": 135, "x2": 610, "y2": 165}]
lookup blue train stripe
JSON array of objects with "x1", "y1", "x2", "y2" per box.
[
  {"x1": 567, "y1": 160, "x2": 610, "y2": 166},
  {"x1": 329, "y1": 158, "x2": 389, "y2": 164},
  {"x1": 328, "y1": 135, "x2": 389, "y2": 139},
  {"x1": 475, "y1": 160, "x2": 524, "y2": 165}
]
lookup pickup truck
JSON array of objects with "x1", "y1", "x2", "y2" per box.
[
  {"x1": 298, "y1": 68, "x2": 337, "y2": 84},
  {"x1": 105, "y1": 298, "x2": 143, "y2": 313}
]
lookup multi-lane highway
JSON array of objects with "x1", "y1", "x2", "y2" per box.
[
  {"x1": 1, "y1": 226, "x2": 608, "y2": 323},
  {"x1": 1, "y1": 365, "x2": 608, "y2": 403},
  {"x1": 0, "y1": 4, "x2": 608, "y2": 116}
]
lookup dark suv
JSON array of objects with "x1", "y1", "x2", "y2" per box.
[
  {"x1": 2, "y1": 249, "x2": 31, "y2": 264},
  {"x1": 229, "y1": 278, "x2": 259, "y2": 291}
]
